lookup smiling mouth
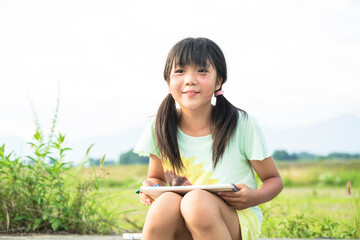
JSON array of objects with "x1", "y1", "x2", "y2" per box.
[
  {"x1": 183, "y1": 91, "x2": 199, "y2": 97},
  {"x1": 183, "y1": 90, "x2": 200, "y2": 94}
]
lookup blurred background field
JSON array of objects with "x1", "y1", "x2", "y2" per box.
[{"x1": 76, "y1": 160, "x2": 360, "y2": 238}]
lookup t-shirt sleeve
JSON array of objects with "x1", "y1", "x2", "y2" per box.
[
  {"x1": 242, "y1": 115, "x2": 271, "y2": 161},
  {"x1": 133, "y1": 118, "x2": 160, "y2": 158}
]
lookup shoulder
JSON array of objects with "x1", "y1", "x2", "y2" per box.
[
  {"x1": 237, "y1": 110, "x2": 258, "y2": 127},
  {"x1": 133, "y1": 116, "x2": 159, "y2": 157},
  {"x1": 235, "y1": 111, "x2": 266, "y2": 138},
  {"x1": 136, "y1": 116, "x2": 157, "y2": 145},
  {"x1": 144, "y1": 116, "x2": 156, "y2": 130}
]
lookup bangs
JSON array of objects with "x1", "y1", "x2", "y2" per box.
[
  {"x1": 163, "y1": 37, "x2": 227, "y2": 83},
  {"x1": 172, "y1": 39, "x2": 213, "y2": 69}
]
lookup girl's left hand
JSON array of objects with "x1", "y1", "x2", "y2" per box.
[{"x1": 217, "y1": 183, "x2": 258, "y2": 210}]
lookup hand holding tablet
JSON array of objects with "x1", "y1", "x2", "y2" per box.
[{"x1": 138, "y1": 184, "x2": 240, "y2": 199}]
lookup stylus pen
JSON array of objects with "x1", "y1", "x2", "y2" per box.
[{"x1": 135, "y1": 184, "x2": 160, "y2": 194}]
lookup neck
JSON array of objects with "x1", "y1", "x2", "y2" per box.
[{"x1": 178, "y1": 105, "x2": 213, "y2": 137}]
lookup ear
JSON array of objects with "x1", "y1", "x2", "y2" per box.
[{"x1": 215, "y1": 77, "x2": 223, "y2": 91}]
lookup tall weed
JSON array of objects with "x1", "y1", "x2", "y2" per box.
[
  {"x1": 0, "y1": 93, "x2": 124, "y2": 234},
  {"x1": 347, "y1": 180, "x2": 360, "y2": 238}
]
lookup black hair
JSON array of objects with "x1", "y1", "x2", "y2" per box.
[{"x1": 155, "y1": 37, "x2": 247, "y2": 173}]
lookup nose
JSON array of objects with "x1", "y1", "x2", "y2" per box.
[{"x1": 184, "y1": 71, "x2": 198, "y2": 85}]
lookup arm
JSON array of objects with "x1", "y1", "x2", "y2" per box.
[
  {"x1": 249, "y1": 156, "x2": 284, "y2": 205},
  {"x1": 218, "y1": 156, "x2": 283, "y2": 210},
  {"x1": 140, "y1": 154, "x2": 167, "y2": 205}
]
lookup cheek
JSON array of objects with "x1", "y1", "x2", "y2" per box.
[
  {"x1": 168, "y1": 80, "x2": 182, "y2": 95},
  {"x1": 201, "y1": 80, "x2": 217, "y2": 95}
]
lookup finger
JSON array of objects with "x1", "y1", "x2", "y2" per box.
[
  {"x1": 236, "y1": 183, "x2": 248, "y2": 190},
  {"x1": 140, "y1": 193, "x2": 154, "y2": 206},
  {"x1": 140, "y1": 193, "x2": 151, "y2": 203},
  {"x1": 142, "y1": 180, "x2": 155, "y2": 186},
  {"x1": 221, "y1": 198, "x2": 246, "y2": 210},
  {"x1": 140, "y1": 191, "x2": 154, "y2": 201},
  {"x1": 139, "y1": 193, "x2": 148, "y2": 205},
  {"x1": 217, "y1": 191, "x2": 240, "y2": 198},
  {"x1": 140, "y1": 197, "x2": 152, "y2": 206},
  {"x1": 220, "y1": 195, "x2": 242, "y2": 204},
  {"x1": 219, "y1": 199, "x2": 243, "y2": 210}
]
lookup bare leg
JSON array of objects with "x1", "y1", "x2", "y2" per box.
[
  {"x1": 180, "y1": 189, "x2": 241, "y2": 240},
  {"x1": 142, "y1": 192, "x2": 193, "y2": 240}
]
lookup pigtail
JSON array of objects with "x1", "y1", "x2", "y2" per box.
[
  {"x1": 160, "y1": 37, "x2": 247, "y2": 171},
  {"x1": 211, "y1": 91, "x2": 247, "y2": 168},
  {"x1": 155, "y1": 93, "x2": 183, "y2": 173}
]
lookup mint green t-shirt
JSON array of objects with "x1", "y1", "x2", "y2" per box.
[{"x1": 133, "y1": 112, "x2": 271, "y2": 223}]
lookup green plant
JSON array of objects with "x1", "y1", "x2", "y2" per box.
[
  {"x1": 261, "y1": 213, "x2": 356, "y2": 238},
  {"x1": 347, "y1": 180, "x2": 360, "y2": 238},
  {"x1": 0, "y1": 92, "x2": 127, "y2": 234},
  {"x1": 278, "y1": 213, "x2": 317, "y2": 238}
]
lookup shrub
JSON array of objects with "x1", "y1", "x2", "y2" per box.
[{"x1": 0, "y1": 92, "x2": 125, "y2": 234}]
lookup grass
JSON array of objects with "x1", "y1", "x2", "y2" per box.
[
  {"x1": 277, "y1": 160, "x2": 360, "y2": 187},
  {"x1": 81, "y1": 162, "x2": 360, "y2": 238},
  {"x1": 260, "y1": 187, "x2": 359, "y2": 238},
  {"x1": 2, "y1": 152, "x2": 359, "y2": 237},
  {"x1": 73, "y1": 165, "x2": 148, "y2": 232}
]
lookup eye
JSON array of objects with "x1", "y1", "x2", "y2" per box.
[
  {"x1": 174, "y1": 69, "x2": 184, "y2": 73},
  {"x1": 198, "y1": 68, "x2": 208, "y2": 73}
]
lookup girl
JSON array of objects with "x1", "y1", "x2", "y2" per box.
[{"x1": 134, "y1": 37, "x2": 283, "y2": 240}]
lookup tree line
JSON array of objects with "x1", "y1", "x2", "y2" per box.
[
  {"x1": 273, "y1": 150, "x2": 360, "y2": 161},
  {"x1": 88, "y1": 149, "x2": 360, "y2": 166}
]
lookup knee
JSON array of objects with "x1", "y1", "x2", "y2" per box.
[
  {"x1": 180, "y1": 190, "x2": 218, "y2": 230},
  {"x1": 144, "y1": 192, "x2": 183, "y2": 231}
]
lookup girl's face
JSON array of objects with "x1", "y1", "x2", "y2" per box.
[{"x1": 168, "y1": 62, "x2": 222, "y2": 112}]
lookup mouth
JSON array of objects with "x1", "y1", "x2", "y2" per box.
[
  {"x1": 183, "y1": 91, "x2": 200, "y2": 97},
  {"x1": 183, "y1": 90, "x2": 200, "y2": 94}
]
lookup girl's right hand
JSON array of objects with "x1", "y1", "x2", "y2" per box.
[{"x1": 139, "y1": 180, "x2": 155, "y2": 206}]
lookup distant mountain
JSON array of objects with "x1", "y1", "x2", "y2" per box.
[
  {"x1": 1, "y1": 113, "x2": 360, "y2": 164},
  {"x1": 263, "y1": 113, "x2": 360, "y2": 155},
  {"x1": 0, "y1": 125, "x2": 146, "y2": 164},
  {"x1": 65, "y1": 125, "x2": 146, "y2": 164}
]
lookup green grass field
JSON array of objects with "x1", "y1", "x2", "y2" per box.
[{"x1": 76, "y1": 160, "x2": 360, "y2": 238}]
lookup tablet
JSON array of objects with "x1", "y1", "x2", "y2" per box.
[{"x1": 140, "y1": 184, "x2": 239, "y2": 199}]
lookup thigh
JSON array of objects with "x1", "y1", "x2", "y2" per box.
[
  {"x1": 181, "y1": 189, "x2": 241, "y2": 240},
  {"x1": 143, "y1": 192, "x2": 192, "y2": 240}
]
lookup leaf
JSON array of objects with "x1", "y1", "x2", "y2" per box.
[
  {"x1": 33, "y1": 218, "x2": 42, "y2": 230},
  {"x1": 27, "y1": 141, "x2": 36, "y2": 146},
  {"x1": 6, "y1": 151, "x2": 14, "y2": 159},
  {"x1": 96, "y1": 179, "x2": 100, "y2": 190},
  {"x1": 86, "y1": 144, "x2": 95, "y2": 156},
  {"x1": 100, "y1": 154, "x2": 106, "y2": 167},
  {"x1": 26, "y1": 155, "x2": 36, "y2": 161},
  {"x1": 14, "y1": 215, "x2": 29, "y2": 221},
  {"x1": 48, "y1": 156, "x2": 58, "y2": 163},
  {"x1": 39, "y1": 143, "x2": 46, "y2": 149},
  {"x1": 52, "y1": 142, "x2": 60, "y2": 150},
  {"x1": 51, "y1": 220, "x2": 61, "y2": 231}
]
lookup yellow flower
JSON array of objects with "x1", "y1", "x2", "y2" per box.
[{"x1": 163, "y1": 156, "x2": 219, "y2": 186}]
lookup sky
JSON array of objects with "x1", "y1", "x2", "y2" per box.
[{"x1": 0, "y1": 0, "x2": 359, "y2": 141}]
